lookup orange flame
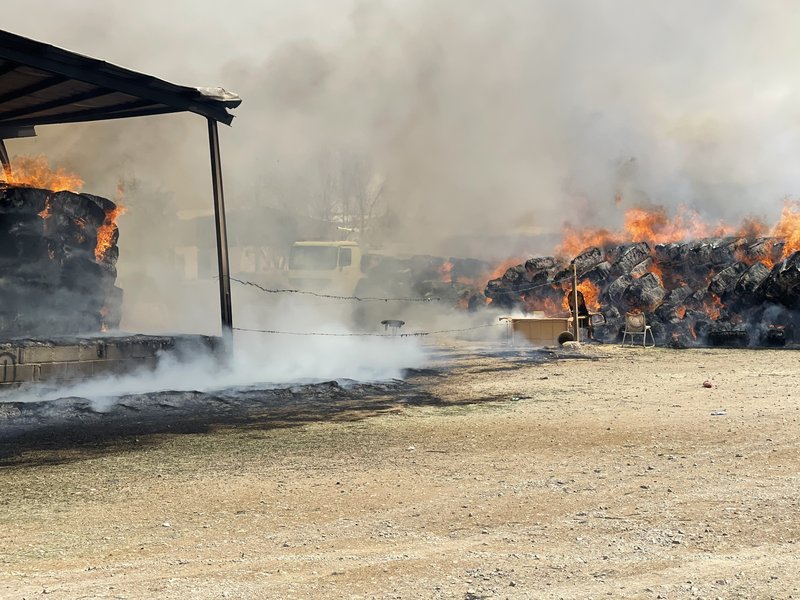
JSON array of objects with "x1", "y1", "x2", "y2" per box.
[
  {"x1": 560, "y1": 280, "x2": 601, "y2": 312},
  {"x1": 579, "y1": 280, "x2": 601, "y2": 311},
  {"x1": 703, "y1": 293, "x2": 723, "y2": 320},
  {"x1": 94, "y1": 204, "x2": 126, "y2": 263},
  {"x1": 772, "y1": 199, "x2": 800, "y2": 259},
  {"x1": 488, "y1": 257, "x2": 526, "y2": 280},
  {"x1": 523, "y1": 295, "x2": 563, "y2": 316},
  {"x1": 38, "y1": 197, "x2": 52, "y2": 219},
  {"x1": 558, "y1": 204, "x2": 775, "y2": 260},
  {"x1": 2, "y1": 155, "x2": 83, "y2": 192},
  {"x1": 438, "y1": 261, "x2": 454, "y2": 282}
]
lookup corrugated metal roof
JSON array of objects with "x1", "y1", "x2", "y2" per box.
[{"x1": 0, "y1": 29, "x2": 241, "y2": 133}]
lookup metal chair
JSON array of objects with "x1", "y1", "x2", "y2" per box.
[{"x1": 621, "y1": 312, "x2": 655, "y2": 347}]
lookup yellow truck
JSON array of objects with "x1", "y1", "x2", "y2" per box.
[{"x1": 287, "y1": 240, "x2": 365, "y2": 296}]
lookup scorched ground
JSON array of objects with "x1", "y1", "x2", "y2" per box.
[{"x1": 1, "y1": 341, "x2": 799, "y2": 599}]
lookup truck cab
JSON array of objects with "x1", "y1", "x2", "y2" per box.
[{"x1": 287, "y1": 241, "x2": 364, "y2": 296}]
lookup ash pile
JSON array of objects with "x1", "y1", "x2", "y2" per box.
[
  {"x1": 0, "y1": 185, "x2": 122, "y2": 337},
  {"x1": 485, "y1": 237, "x2": 799, "y2": 347}
]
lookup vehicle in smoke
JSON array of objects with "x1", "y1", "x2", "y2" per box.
[
  {"x1": 286, "y1": 240, "x2": 491, "y2": 330},
  {"x1": 287, "y1": 240, "x2": 364, "y2": 296}
]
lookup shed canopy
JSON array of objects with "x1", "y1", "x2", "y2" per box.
[{"x1": 0, "y1": 29, "x2": 241, "y2": 137}]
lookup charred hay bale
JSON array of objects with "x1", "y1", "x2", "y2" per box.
[
  {"x1": 591, "y1": 305, "x2": 622, "y2": 343},
  {"x1": 573, "y1": 247, "x2": 603, "y2": 276},
  {"x1": 0, "y1": 212, "x2": 45, "y2": 237},
  {"x1": 81, "y1": 192, "x2": 117, "y2": 216},
  {"x1": 654, "y1": 242, "x2": 683, "y2": 265},
  {"x1": 524, "y1": 256, "x2": 558, "y2": 274},
  {"x1": 734, "y1": 262, "x2": 770, "y2": 298},
  {"x1": 621, "y1": 272, "x2": 666, "y2": 312},
  {"x1": 707, "y1": 237, "x2": 741, "y2": 265},
  {"x1": 655, "y1": 285, "x2": 693, "y2": 322},
  {"x1": 629, "y1": 257, "x2": 655, "y2": 278},
  {"x1": 744, "y1": 238, "x2": 784, "y2": 266},
  {"x1": 708, "y1": 261, "x2": 748, "y2": 297},
  {"x1": 609, "y1": 242, "x2": 651, "y2": 276},
  {"x1": 484, "y1": 271, "x2": 523, "y2": 310},
  {"x1": 502, "y1": 264, "x2": 527, "y2": 284},
  {"x1": 686, "y1": 310, "x2": 712, "y2": 343},
  {"x1": 688, "y1": 240, "x2": 717, "y2": 267},
  {"x1": 761, "y1": 251, "x2": 800, "y2": 309},
  {"x1": 0, "y1": 228, "x2": 50, "y2": 267},
  {"x1": 707, "y1": 322, "x2": 750, "y2": 347},
  {"x1": 603, "y1": 275, "x2": 633, "y2": 305},
  {"x1": 648, "y1": 317, "x2": 669, "y2": 345},
  {"x1": 0, "y1": 185, "x2": 50, "y2": 215},
  {"x1": 583, "y1": 261, "x2": 612, "y2": 286},
  {"x1": 596, "y1": 317, "x2": 623, "y2": 343},
  {"x1": 0, "y1": 186, "x2": 121, "y2": 337},
  {"x1": 687, "y1": 286, "x2": 710, "y2": 308},
  {"x1": 749, "y1": 304, "x2": 797, "y2": 345},
  {"x1": 50, "y1": 191, "x2": 107, "y2": 231},
  {"x1": 666, "y1": 320, "x2": 698, "y2": 348},
  {"x1": 10, "y1": 255, "x2": 61, "y2": 287},
  {"x1": 402, "y1": 255, "x2": 445, "y2": 282}
]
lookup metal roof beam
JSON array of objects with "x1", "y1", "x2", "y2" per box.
[
  {"x1": 0, "y1": 62, "x2": 20, "y2": 78},
  {"x1": 0, "y1": 74, "x2": 68, "y2": 105},
  {"x1": 0, "y1": 87, "x2": 116, "y2": 121},
  {"x1": 0, "y1": 38, "x2": 233, "y2": 124},
  {"x1": 0, "y1": 100, "x2": 182, "y2": 127}
]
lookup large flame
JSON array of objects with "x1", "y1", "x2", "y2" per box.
[
  {"x1": 1, "y1": 155, "x2": 83, "y2": 192},
  {"x1": 772, "y1": 199, "x2": 800, "y2": 259},
  {"x1": 488, "y1": 257, "x2": 526, "y2": 280},
  {"x1": 94, "y1": 204, "x2": 126, "y2": 263},
  {"x1": 560, "y1": 280, "x2": 601, "y2": 312},
  {"x1": 558, "y1": 204, "x2": 753, "y2": 258}
]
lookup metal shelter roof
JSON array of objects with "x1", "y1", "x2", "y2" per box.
[
  {"x1": 0, "y1": 28, "x2": 240, "y2": 337},
  {"x1": 0, "y1": 29, "x2": 241, "y2": 136}
]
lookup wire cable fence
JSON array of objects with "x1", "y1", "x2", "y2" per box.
[{"x1": 232, "y1": 322, "x2": 505, "y2": 338}]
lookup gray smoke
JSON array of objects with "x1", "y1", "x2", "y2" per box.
[{"x1": 3, "y1": 0, "x2": 800, "y2": 338}]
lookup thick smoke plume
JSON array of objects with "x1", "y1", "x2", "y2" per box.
[{"x1": 3, "y1": 1, "x2": 800, "y2": 359}]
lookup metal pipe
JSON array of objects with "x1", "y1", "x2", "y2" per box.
[{"x1": 207, "y1": 118, "x2": 233, "y2": 345}]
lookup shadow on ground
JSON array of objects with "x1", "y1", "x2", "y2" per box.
[{"x1": 0, "y1": 370, "x2": 489, "y2": 467}]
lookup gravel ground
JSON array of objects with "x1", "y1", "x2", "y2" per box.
[{"x1": 1, "y1": 341, "x2": 799, "y2": 599}]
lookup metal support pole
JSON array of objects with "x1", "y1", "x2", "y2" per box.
[
  {"x1": 0, "y1": 139, "x2": 11, "y2": 179},
  {"x1": 572, "y1": 262, "x2": 580, "y2": 343},
  {"x1": 207, "y1": 118, "x2": 233, "y2": 345}
]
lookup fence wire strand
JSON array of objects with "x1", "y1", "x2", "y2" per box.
[
  {"x1": 228, "y1": 276, "x2": 440, "y2": 302},
  {"x1": 232, "y1": 322, "x2": 504, "y2": 338}
]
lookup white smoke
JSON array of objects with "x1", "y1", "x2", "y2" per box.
[
  {"x1": 3, "y1": 0, "x2": 800, "y2": 381},
  {"x1": 9, "y1": 311, "x2": 428, "y2": 405}
]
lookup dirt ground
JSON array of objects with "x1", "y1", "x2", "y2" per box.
[{"x1": 1, "y1": 341, "x2": 800, "y2": 599}]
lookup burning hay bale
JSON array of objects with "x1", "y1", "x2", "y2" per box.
[
  {"x1": 761, "y1": 252, "x2": 800, "y2": 309},
  {"x1": 484, "y1": 235, "x2": 800, "y2": 347},
  {"x1": 0, "y1": 185, "x2": 122, "y2": 337}
]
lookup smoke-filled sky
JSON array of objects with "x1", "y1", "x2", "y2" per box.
[{"x1": 4, "y1": 0, "x2": 800, "y2": 259}]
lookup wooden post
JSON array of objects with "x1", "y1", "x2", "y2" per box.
[{"x1": 573, "y1": 262, "x2": 580, "y2": 343}]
